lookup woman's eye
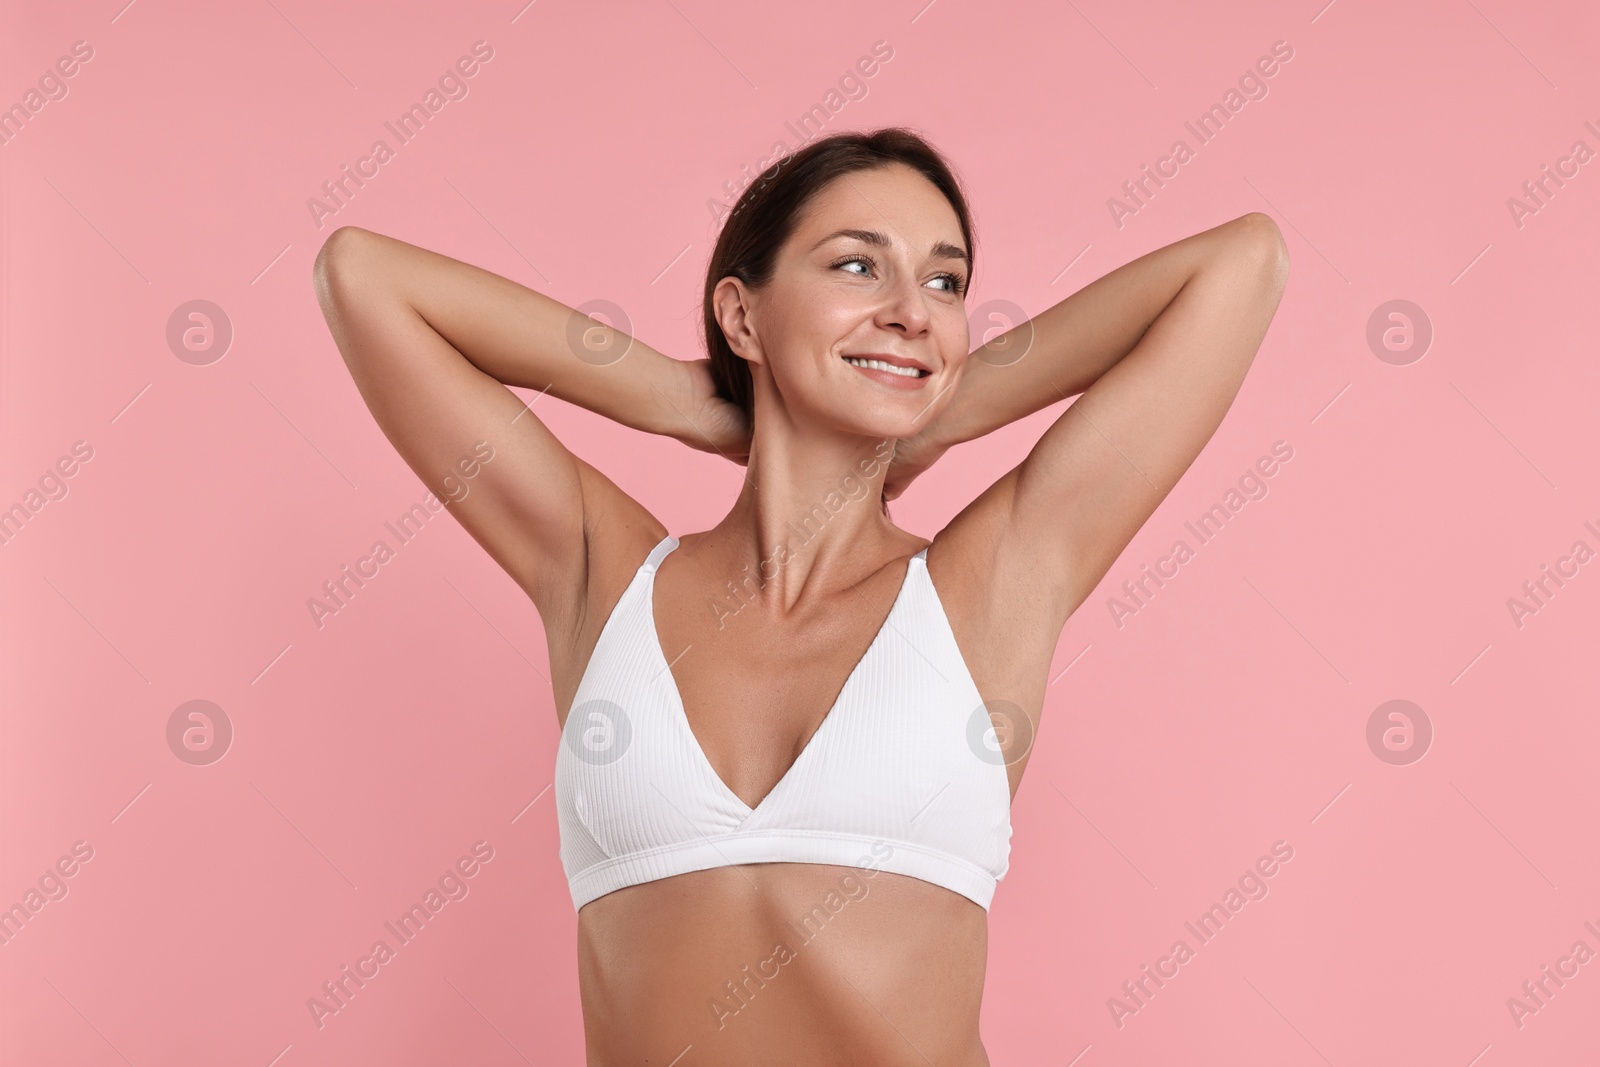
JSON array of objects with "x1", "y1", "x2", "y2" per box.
[{"x1": 833, "y1": 257, "x2": 965, "y2": 295}]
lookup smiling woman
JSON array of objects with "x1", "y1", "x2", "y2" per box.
[
  {"x1": 701, "y1": 130, "x2": 972, "y2": 414},
  {"x1": 312, "y1": 126, "x2": 1287, "y2": 1064}
]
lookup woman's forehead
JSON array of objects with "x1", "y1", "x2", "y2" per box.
[{"x1": 791, "y1": 171, "x2": 966, "y2": 257}]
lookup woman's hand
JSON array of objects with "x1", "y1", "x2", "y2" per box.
[{"x1": 668, "y1": 358, "x2": 752, "y2": 465}]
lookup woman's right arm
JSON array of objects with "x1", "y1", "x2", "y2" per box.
[{"x1": 310, "y1": 225, "x2": 738, "y2": 627}]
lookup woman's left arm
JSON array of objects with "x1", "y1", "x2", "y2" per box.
[{"x1": 904, "y1": 212, "x2": 1288, "y2": 617}]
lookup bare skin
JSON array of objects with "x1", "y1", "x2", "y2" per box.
[{"x1": 312, "y1": 163, "x2": 1288, "y2": 1064}]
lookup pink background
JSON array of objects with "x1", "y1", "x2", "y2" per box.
[{"x1": 4, "y1": 0, "x2": 1599, "y2": 1063}]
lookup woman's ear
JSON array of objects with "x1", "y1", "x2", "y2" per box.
[{"x1": 712, "y1": 276, "x2": 763, "y2": 368}]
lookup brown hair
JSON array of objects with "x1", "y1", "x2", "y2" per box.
[{"x1": 701, "y1": 128, "x2": 976, "y2": 512}]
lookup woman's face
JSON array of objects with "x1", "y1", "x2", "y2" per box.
[{"x1": 732, "y1": 163, "x2": 973, "y2": 440}]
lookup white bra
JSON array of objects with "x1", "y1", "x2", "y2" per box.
[{"x1": 553, "y1": 534, "x2": 1012, "y2": 911}]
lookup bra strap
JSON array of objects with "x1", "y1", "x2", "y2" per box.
[{"x1": 644, "y1": 534, "x2": 678, "y2": 570}]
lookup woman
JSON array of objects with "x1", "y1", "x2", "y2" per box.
[{"x1": 312, "y1": 127, "x2": 1287, "y2": 1065}]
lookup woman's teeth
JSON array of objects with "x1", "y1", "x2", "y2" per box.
[{"x1": 843, "y1": 357, "x2": 926, "y2": 378}]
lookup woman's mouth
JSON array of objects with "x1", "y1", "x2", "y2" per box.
[{"x1": 841, "y1": 355, "x2": 929, "y2": 379}]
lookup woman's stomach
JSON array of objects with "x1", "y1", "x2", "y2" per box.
[{"x1": 574, "y1": 861, "x2": 993, "y2": 1066}]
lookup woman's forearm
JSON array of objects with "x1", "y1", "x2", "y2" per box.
[
  {"x1": 934, "y1": 214, "x2": 1274, "y2": 448},
  {"x1": 321, "y1": 226, "x2": 693, "y2": 438}
]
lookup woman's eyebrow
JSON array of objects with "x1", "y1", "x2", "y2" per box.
[
  {"x1": 930, "y1": 240, "x2": 972, "y2": 269},
  {"x1": 809, "y1": 228, "x2": 970, "y2": 269}
]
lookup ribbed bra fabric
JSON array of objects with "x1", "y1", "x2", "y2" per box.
[{"x1": 554, "y1": 534, "x2": 1013, "y2": 911}]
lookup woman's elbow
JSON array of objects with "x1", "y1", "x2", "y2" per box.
[
  {"x1": 312, "y1": 226, "x2": 380, "y2": 310},
  {"x1": 1233, "y1": 212, "x2": 1289, "y2": 285}
]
